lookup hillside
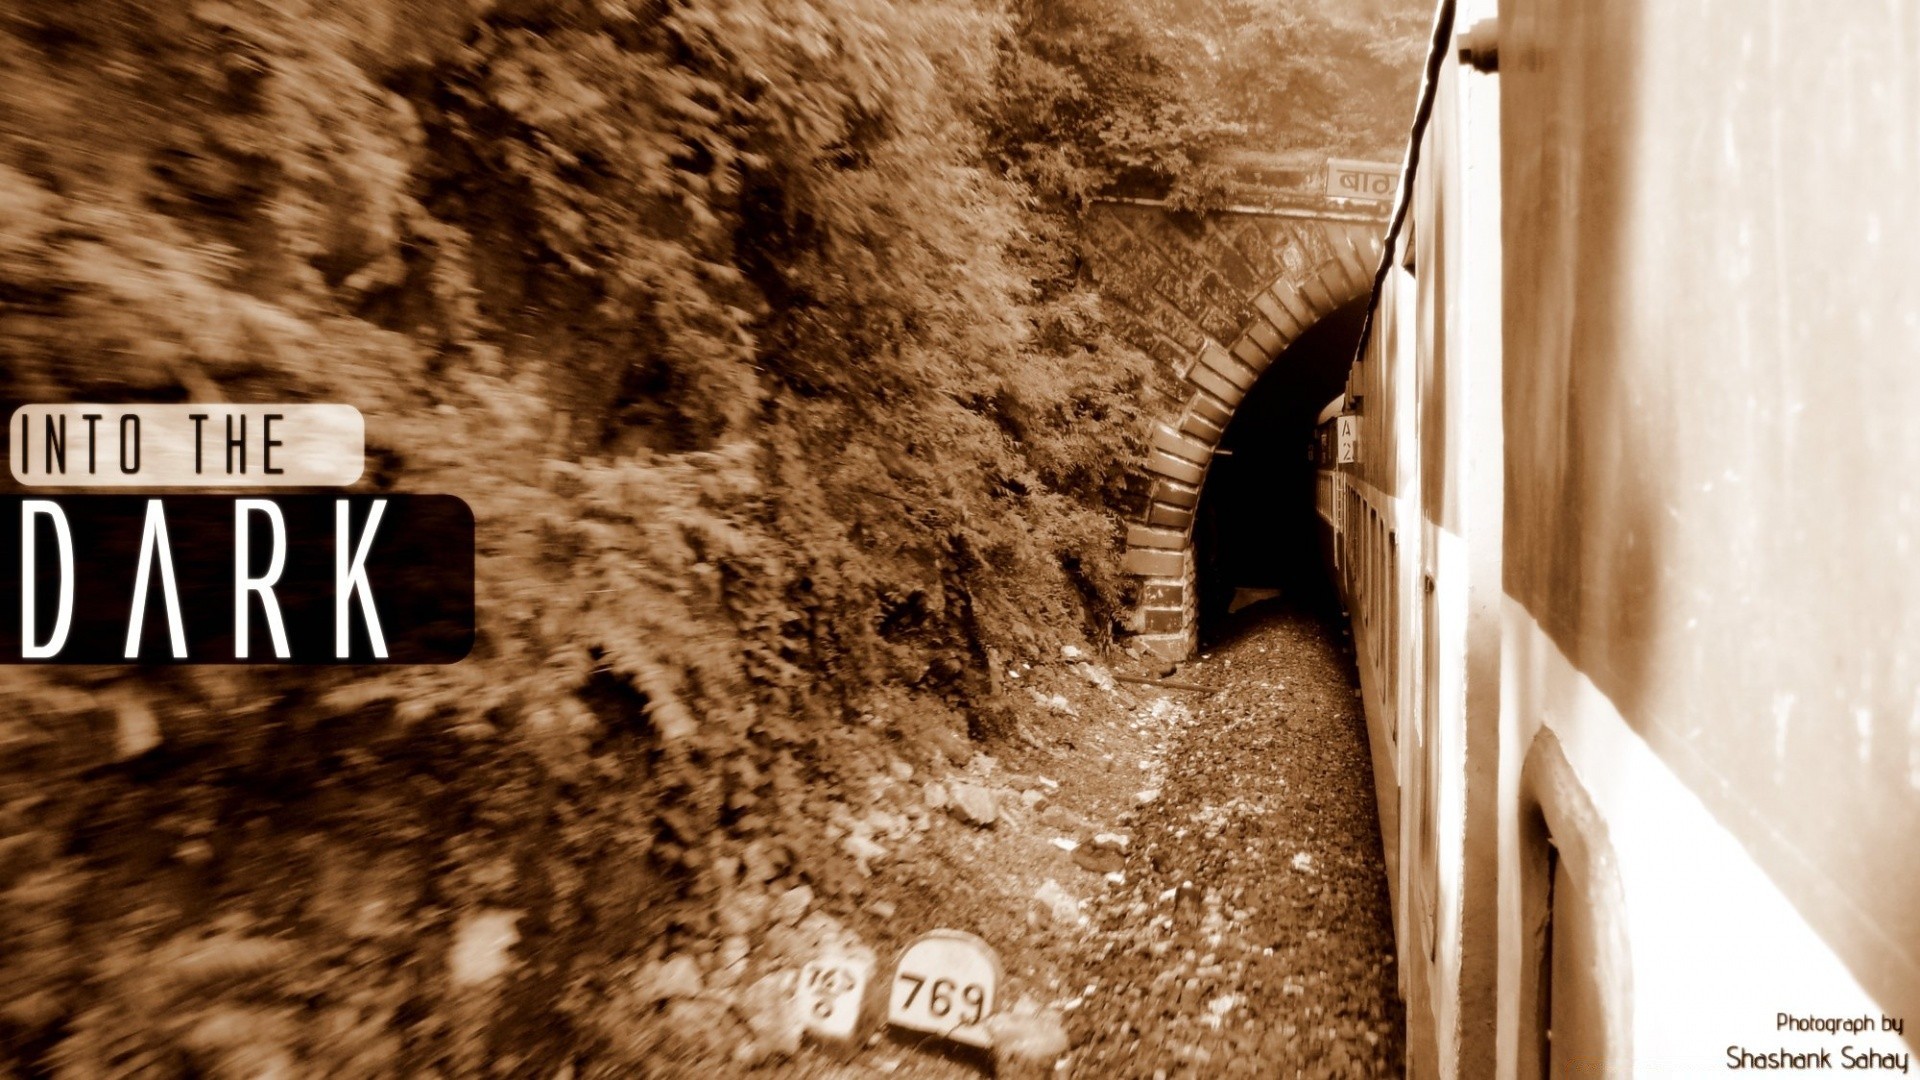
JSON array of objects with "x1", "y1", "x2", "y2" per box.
[{"x1": 0, "y1": 0, "x2": 1425, "y2": 1074}]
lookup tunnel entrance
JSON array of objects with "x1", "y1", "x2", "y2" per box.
[{"x1": 1193, "y1": 298, "x2": 1368, "y2": 642}]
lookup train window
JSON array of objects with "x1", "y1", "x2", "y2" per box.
[
  {"x1": 1364, "y1": 509, "x2": 1375, "y2": 635},
  {"x1": 1376, "y1": 515, "x2": 1386, "y2": 672},
  {"x1": 1386, "y1": 532, "x2": 1398, "y2": 741},
  {"x1": 1418, "y1": 570, "x2": 1440, "y2": 964},
  {"x1": 1372, "y1": 514, "x2": 1383, "y2": 671}
]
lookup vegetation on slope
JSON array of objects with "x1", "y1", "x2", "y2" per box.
[{"x1": 0, "y1": 0, "x2": 1424, "y2": 1073}]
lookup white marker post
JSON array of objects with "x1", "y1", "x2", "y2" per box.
[
  {"x1": 798, "y1": 950, "x2": 877, "y2": 1045},
  {"x1": 886, "y1": 929, "x2": 1003, "y2": 1049}
]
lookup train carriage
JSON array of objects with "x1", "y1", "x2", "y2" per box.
[{"x1": 1316, "y1": 0, "x2": 1920, "y2": 1076}]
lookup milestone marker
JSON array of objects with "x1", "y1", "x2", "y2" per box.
[
  {"x1": 798, "y1": 950, "x2": 877, "y2": 1044},
  {"x1": 886, "y1": 929, "x2": 1003, "y2": 1049}
]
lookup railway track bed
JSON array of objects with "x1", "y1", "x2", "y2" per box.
[
  {"x1": 783, "y1": 600, "x2": 1403, "y2": 1079},
  {"x1": 1067, "y1": 603, "x2": 1404, "y2": 1078}
]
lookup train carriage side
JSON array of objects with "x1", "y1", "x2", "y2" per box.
[
  {"x1": 1313, "y1": 2, "x2": 1505, "y2": 1053},
  {"x1": 1315, "y1": 249, "x2": 1416, "y2": 938},
  {"x1": 1489, "y1": 0, "x2": 1920, "y2": 1076},
  {"x1": 1330, "y1": 0, "x2": 1920, "y2": 1077},
  {"x1": 1317, "y1": 1, "x2": 1507, "y2": 1066}
]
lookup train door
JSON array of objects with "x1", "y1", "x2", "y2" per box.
[
  {"x1": 1546, "y1": 850, "x2": 1606, "y2": 1077},
  {"x1": 1518, "y1": 733, "x2": 1630, "y2": 1080},
  {"x1": 1401, "y1": 553, "x2": 1444, "y2": 1080},
  {"x1": 1417, "y1": 567, "x2": 1441, "y2": 965}
]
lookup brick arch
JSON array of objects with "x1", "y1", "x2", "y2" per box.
[{"x1": 1109, "y1": 220, "x2": 1383, "y2": 659}]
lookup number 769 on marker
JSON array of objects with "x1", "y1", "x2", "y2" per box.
[{"x1": 885, "y1": 930, "x2": 1003, "y2": 1049}]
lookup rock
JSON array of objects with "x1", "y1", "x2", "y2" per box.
[
  {"x1": 797, "y1": 911, "x2": 853, "y2": 950},
  {"x1": 741, "y1": 839, "x2": 790, "y2": 885},
  {"x1": 843, "y1": 832, "x2": 888, "y2": 873},
  {"x1": 114, "y1": 698, "x2": 163, "y2": 761},
  {"x1": 733, "y1": 970, "x2": 806, "y2": 1065},
  {"x1": 717, "y1": 889, "x2": 771, "y2": 937},
  {"x1": 1060, "y1": 644, "x2": 1085, "y2": 661},
  {"x1": 635, "y1": 953, "x2": 705, "y2": 1003},
  {"x1": 1032, "y1": 879, "x2": 1082, "y2": 926},
  {"x1": 986, "y1": 1008, "x2": 1071, "y2": 1079},
  {"x1": 1032, "y1": 691, "x2": 1078, "y2": 716},
  {"x1": 923, "y1": 781, "x2": 949, "y2": 809},
  {"x1": 926, "y1": 728, "x2": 973, "y2": 768},
  {"x1": 1071, "y1": 840, "x2": 1125, "y2": 876},
  {"x1": 447, "y1": 908, "x2": 520, "y2": 988},
  {"x1": 771, "y1": 884, "x2": 813, "y2": 927},
  {"x1": 889, "y1": 930, "x2": 1006, "y2": 1051},
  {"x1": 710, "y1": 935, "x2": 752, "y2": 989},
  {"x1": 1039, "y1": 805, "x2": 1085, "y2": 832},
  {"x1": 1020, "y1": 789, "x2": 1044, "y2": 809},
  {"x1": 1132, "y1": 788, "x2": 1161, "y2": 807},
  {"x1": 1075, "y1": 662, "x2": 1117, "y2": 692},
  {"x1": 947, "y1": 782, "x2": 998, "y2": 828},
  {"x1": 884, "y1": 810, "x2": 917, "y2": 839},
  {"x1": 863, "y1": 809, "x2": 902, "y2": 839},
  {"x1": 662, "y1": 997, "x2": 745, "y2": 1057},
  {"x1": 765, "y1": 910, "x2": 857, "y2": 970}
]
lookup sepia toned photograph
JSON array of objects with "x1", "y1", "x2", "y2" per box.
[{"x1": 0, "y1": 0, "x2": 1914, "y2": 1076}]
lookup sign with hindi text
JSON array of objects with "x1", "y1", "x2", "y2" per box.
[{"x1": 1326, "y1": 158, "x2": 1398, "y2": 203}]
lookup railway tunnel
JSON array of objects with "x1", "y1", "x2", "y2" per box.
[
  {"x1": 1191, "y1": 297, "x2": 1368, "y2": 639},
  {"x1": 1086, "y1": 198, "x2": 1385, "y2": 660},
  {"x1": 1076, "y1": 204, "x2": 1405, "y2": 1071},
  {"x1": 1074, "y1": 293, "x2": 1407, "y2": 1073}
]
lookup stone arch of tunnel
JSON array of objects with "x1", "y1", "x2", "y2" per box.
[
  {"x1": 1190, "y1": 298, "x2": 1368, "y2": 635},
  {"x1": 1108, "y1": 215, "x2": 1382, "y2": 659}
]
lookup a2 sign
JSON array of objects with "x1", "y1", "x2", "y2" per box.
[{"x1": 800, "y1": 929, "x2": 1004, "y2": 1050}]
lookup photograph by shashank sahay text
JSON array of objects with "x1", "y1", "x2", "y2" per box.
[{"x1": 0, "y1": 0, "x2": 1915, "y2": 1077}]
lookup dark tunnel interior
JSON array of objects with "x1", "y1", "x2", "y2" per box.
[{"x1": 1193, "y1": 298, "x2": 1368, "y2": 641}]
